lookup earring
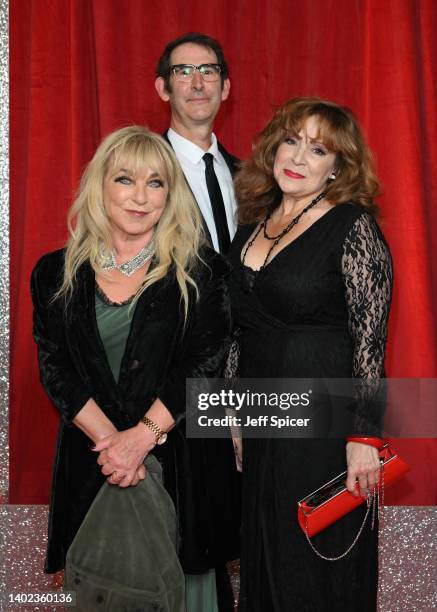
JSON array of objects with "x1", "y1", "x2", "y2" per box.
[{"x1": 329, "y1": 172, "x2": 336, "y2": 180}]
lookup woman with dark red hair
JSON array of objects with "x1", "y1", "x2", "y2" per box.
[{"x1": 229, "y1": 97, "x2": 392, "y2": 611}]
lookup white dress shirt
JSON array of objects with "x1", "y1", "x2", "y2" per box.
[{"x1": 167, "y1": 128, "x2": 237, "y2": 252}]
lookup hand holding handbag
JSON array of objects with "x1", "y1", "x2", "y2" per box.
[{"x1": 297, "y1": 442, "x2": 409, "y2": 561}]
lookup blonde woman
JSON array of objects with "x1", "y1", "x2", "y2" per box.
[{"x1": 31, "y1": 126, "x2": 240, "y2": 609}]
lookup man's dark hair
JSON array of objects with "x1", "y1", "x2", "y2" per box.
[{"x1": 156, "y1": 32, "x2": 229, "y2": 91}]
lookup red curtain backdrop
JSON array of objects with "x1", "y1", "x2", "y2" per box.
[{"x1": 10, "y1": 0, "x2": 437, "y2": 504}]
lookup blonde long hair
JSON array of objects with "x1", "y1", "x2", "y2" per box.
[{"x1": 57, "y1": 126, "x2": 203, "y2": 316}]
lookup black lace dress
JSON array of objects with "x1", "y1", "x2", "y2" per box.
[{"x1": 228, "y1": 203, "x2": 392, "y2": 612}]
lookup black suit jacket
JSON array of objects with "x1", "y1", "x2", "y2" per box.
[
  {"x1": 31, "y1": 247, "x2": 241, "y2": 573},
  {"x1": 163, "y1": 129, "x2": 239, "y2": 246}
]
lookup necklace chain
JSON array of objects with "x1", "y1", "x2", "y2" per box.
[
  {"x1": 241, "y1": 192, "x2": 326, "y2": 281},
  {"x1": 263, "y1": 191, "x2": 325, "y2": 241},
  {"x1": 100, "y1": 241, "x2": 155, "y2": 277}
]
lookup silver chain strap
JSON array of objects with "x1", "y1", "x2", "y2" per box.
[{"x1": 304, "y1": 460, "x2": 384, "y2": 562}]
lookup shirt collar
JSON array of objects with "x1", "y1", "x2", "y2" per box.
[{"x1": 167, "y1": 128, "x2": 221, "y2": 165}]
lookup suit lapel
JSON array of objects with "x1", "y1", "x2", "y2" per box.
[{"x1": 217, "y1": 141, "x2": 239, "y2": 177}]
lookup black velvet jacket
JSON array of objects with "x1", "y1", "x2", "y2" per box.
[{"x1": 31, "y1": 247, "x2": 241, "y2": 573}]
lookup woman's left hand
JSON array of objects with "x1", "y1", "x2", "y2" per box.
[
  {"x1": 93, "y1": 423, "x2": 156, "y2": 488},
  {"x1": 345, "y1": 441, "x2": 380, "y2": 497}
]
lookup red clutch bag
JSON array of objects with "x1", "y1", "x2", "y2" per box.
[{"x1": 297, "y1": 444, "x2": 409, "y2": 540}]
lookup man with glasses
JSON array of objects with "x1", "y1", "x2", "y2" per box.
[
  {"x1": 155, "y1": 33, "x2": 240, "y2": 612},
  {"x1": 155, "y1": 32, "x2": 238, "y2": 255}
]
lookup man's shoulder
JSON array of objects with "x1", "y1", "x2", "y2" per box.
[{"x1": 217, "y1": 141, "x2": 240, "y2": 175}]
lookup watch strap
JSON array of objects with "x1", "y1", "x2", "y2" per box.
[{"x1": 142, "y1": 416, "x2": 166, "y2": 444}]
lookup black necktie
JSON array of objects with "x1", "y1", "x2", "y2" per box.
[{"x1": 203, "y1": 153, "x2": 231, "y2": 254}]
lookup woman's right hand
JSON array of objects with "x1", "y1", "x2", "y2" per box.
[
  {"x1": 72, "y1": 398, "x2": 146, "y2": 486},
  {"x1": 111, "y1": 463, "x2": 146, "y2": 487},
  {"x1": 105, "y1": 460, "x2": 147, "y2": 487},
  {"x1": 94, "y1": 423, "x2": 157, "y2": 487}
]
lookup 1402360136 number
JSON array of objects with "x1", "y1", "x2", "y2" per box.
[{"x1": 3, "y1": 591, "x2": 75, "y2": 605}]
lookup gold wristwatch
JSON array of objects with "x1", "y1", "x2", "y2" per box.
[{"x1": 142, "y1": 416, "x2": 168, "y2": 445}]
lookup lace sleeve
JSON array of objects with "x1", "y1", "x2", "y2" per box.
[
  {"x1": 342, "y1": 213, "x2": 393, "y2": 435},
  {"x1": 224, "y1": 327, "x2": 241, "y2": 380}
]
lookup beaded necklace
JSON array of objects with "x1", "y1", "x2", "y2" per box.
[{"x1": 241, "y1": 191, "x2": 326, "y2": 279}]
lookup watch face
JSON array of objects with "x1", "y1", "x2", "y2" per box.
[{"x1": 157, "y1": 432, "x2": 168, "y2": 445}]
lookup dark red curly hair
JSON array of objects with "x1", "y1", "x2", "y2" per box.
[{"x1": 235, "y1": 97, "x2": 380, "y2": 224}]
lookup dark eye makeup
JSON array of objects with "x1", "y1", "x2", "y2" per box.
[
  {"x1": 113, "y1": 175, "x2": 165, "y2": 188},
  {"x1": 148, "y1": 178, "x2": 164, "y2": 188},
  {"x1": 114, "y1": 175, "x2": 132, "y2": 185},
  {"x1": 283, "y1": 137, "x2": 328, "y2": 156},
  {"x1": 312, "y1": 146, "x2": 327, "y2": 156}
]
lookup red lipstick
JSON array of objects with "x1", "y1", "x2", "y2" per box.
[{"x1": 284, "y1": 169, "x2": 305, "y2": 179}]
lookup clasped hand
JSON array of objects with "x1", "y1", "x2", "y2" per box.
[{"x1": 93, "y1": 423, "x2": 157, "y2": 487}]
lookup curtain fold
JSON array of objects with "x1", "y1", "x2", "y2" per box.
[{"x1": 10, "y1": 0, "x2": 437, "y2": 504}]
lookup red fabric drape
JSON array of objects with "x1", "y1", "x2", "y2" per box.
[{"x1": 10, "y1": 0, "x2": 437, "y2": 504}]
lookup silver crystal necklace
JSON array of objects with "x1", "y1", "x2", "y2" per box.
[{"x1": 100, "y1": 241, "x2": 155, "y2": 277}]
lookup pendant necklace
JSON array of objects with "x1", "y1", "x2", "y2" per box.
[
  {"x1": 241, "y1": 191, "x2": 326, "y2": 281},
  {"x1": 100, "y1": 240, "x2": 155, "y2": 277}
]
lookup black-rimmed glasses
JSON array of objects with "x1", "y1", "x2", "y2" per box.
[{"x1": 168, "y1": 64, "x2": 222, "y2": 82}]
